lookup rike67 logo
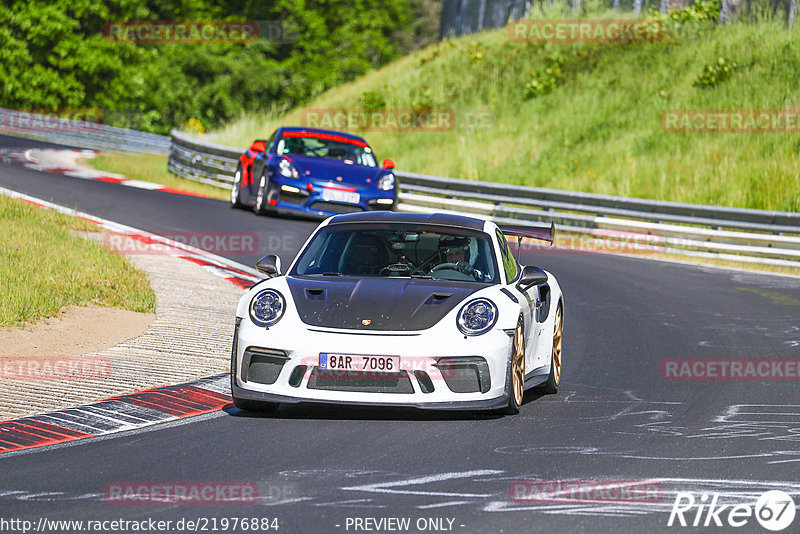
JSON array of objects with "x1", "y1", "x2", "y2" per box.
[{"x1": 668, "y1": 490, "x2": 796, "y2": 531}]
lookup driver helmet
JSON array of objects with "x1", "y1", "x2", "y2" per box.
[{"x1": 439, "y1": 235, "x2": 471, "y2": 264}]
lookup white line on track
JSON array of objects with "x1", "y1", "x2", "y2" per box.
[{"x1": 341, "y1": 470, "x2": 502, "y2": 498}]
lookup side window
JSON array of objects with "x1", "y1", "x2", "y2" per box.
[{"x1": 495, "y1": 230, "x2": 519, "y2": 283}]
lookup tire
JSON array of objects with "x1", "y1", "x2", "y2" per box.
[
  {"x1": 500, "y1": 315, "x2": 525, "y2": 415},
  {"x1": 540, "y1": 302, "x2": 563, "y2": 394},
  {"x1": 230, "y1": 164, "x2": 245, "y2": 208},
  {"x1": 254, "y1": 169, "x2": 270, "y2": 215}
]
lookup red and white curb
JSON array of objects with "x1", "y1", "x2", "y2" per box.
[
  {"x1": 0, "y1": 374, "x2": 230, "y2": 454},
  {"x1": 0, "y1": 186, "x2": 261, "y2": 289},
  {"x1": 0, "y1": 187, "x2": 260, "y2": 451},
  {"x1": 0, "y1": 147, "x2": 208, "y2": 198}
]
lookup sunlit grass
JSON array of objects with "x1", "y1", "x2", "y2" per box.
[
  {"x1": 210, "y1": 2, "x2": 800, "y2": 212},
  {"x1": 89, "y1": 152, "x2": 230, "y2": 201}
]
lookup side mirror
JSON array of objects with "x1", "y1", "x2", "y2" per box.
[
  {"x1": 516, "y1": 265, "x2": 547, "y2": 290},
  {"x1": 256, "y1": 254, "x2": 281, "y2": 278},
  {"x1": 382, "y1": 158, "x2": 395, "y2": 170}
]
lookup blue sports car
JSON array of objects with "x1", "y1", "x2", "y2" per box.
[{"x1": 230, "y1": 126, "x2": 397, "y2": 217}]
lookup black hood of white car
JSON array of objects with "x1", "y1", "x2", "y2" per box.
[{"x1": 286, "y1": 276, "x2": 489, "y2": 331}]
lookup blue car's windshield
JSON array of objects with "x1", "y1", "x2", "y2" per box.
[
  {"x1": 275, "y1": 132, "x2": 377, "y2": 167},
  {"x1": 291, "y1": 224, "x2": 499, "y2": 283}
]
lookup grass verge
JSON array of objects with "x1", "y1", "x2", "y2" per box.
[
  {"x1": 88, "y1": 152, "x2": 230, "y2": 201},
  {"x1": 0, "y1": 195, "x2": 156, "y2": 327}
]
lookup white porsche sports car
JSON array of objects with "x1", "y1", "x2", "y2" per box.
[{"x1": 231, "y1": 212, "x2": 563, "y2": 415}]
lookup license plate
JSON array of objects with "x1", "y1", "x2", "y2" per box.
[
  {"x1": 322, "y1": 188, "x2": 360, "y2": 204},
  {"x1": 319, "y1": 353, "x2": 400, "y2": 372}
]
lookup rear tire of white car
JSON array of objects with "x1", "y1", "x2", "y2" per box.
[
  {"x1": 500, "y1": 315, "x2": 525, "y2": 415},
  {"x1": 539, "y1": 302, "x2": 562, "y2": 394}
]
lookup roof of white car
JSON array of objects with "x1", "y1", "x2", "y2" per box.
[{"x1": 326, "y1": 212, "x2": 488, "y2": 231}]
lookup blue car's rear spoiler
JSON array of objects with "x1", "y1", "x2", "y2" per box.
[{"x1": 499, "y1": 222, "x2": 555, "y2": 246}]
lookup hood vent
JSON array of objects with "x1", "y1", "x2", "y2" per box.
[
  {"x1": 426, "y1": 292, "x2": 452, "y2": 305},
  {"x1": 305, "y1": 288, "x2": 325, "y2": 300},
  {"x1": 287, "y1": 277, "x2": 486, "y2": 331}
]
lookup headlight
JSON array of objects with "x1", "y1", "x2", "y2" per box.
[
  {"x1": 456, "y1": 298, "x2": 498, "y2": 336},
  {"x1": 249, "y1": 289, "x2": 285, "y2": 327},
  {"x1": 278, "y1": 159, "x2": 299, "y2": 179},
  {"x1": 377, "y1": 173, "x2": 395, "y2": 191}
]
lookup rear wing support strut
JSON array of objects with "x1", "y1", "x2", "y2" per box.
[{"x1": 499, "y1": 222, "x2": 556, "y2": 263}]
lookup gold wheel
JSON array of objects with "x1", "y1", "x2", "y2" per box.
[
  {"x1": 552, "y1": 305, "x2": 562, "y2": 386},
  {"x1": 512, "y1": 320, "x2": 525, "y2": 406}
]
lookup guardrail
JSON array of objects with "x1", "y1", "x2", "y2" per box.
[
  {"x1": 0, "y1": 108, "x2": 171, "y2": 155},
  {"x1": 168, "y1": 129, "x2": 241, "y2": 187},
  {"x1": 168, "y1": 129, "x2": 800, "y2": 269}
]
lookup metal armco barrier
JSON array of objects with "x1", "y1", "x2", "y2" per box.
[
  {"x1": 167, "y1": 129, "x2": 241, "y2": 187},
  {"x1": 0, "y1": 108, "x2": 171, "y2": 155},
  {"x1": 168, "y1": 129, "x2": 800, "y2": 268}
]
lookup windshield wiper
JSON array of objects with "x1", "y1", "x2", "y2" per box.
[
  {"x1": 410, "y1": 274, "x2": 434, "y2": 279},
  {"x1": 305, "y1": 272, "x2": 343, "y2": 276}
]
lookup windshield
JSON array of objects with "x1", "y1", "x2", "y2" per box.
[
  {"x1": 275, "y1": 132, "x2": 377, "y2": 167},
  {"x1": 291, "y1": 224, "x2": 499, "y2": 283}
]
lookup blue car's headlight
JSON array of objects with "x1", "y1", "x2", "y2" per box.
[
  {"x1": 456, "y1": 298, "x2": 498, "y2": 336},
  {"x1": 249, "y1": 289, "x2": 285, "y2": 327},
  {"x1": 278, "y1": 159, "x2": 300, "y2": 179},
  {"x1": 377, "y1": 173, "x2": 395, "y2": 191}
]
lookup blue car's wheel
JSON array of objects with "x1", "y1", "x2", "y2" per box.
[
  {"x1": 254, "y1": 168, "x2": 271, "y2": 215},
  {"x1": 231, "y1": 164, "x2": 246, "y2": 209}
]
